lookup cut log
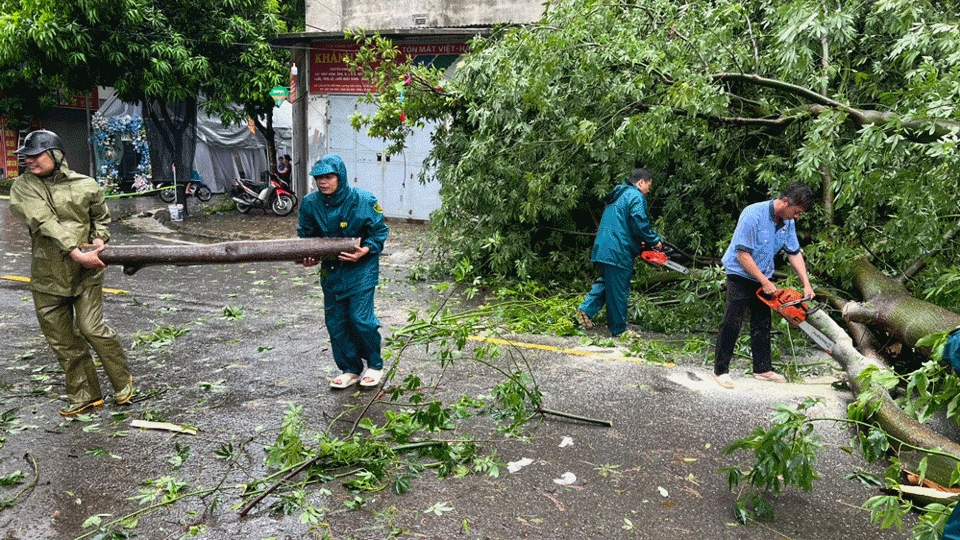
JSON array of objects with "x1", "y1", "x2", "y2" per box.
[
  {"x1": 95, "y1": 237, "x2": 361, "y2": 275},
  {"x1": 894, "y1": 484, "x2": 960, "y2": 506}
]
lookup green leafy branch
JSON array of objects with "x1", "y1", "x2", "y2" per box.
[
  {"x1": 344, "y1": 30, "x2": 457, "y2": 156},
  {"x1": 721, "y1": 394, "x2": 960, "y2": 537},
  {"x1": 131, "y1": 324, "x2": 190, "y2": 349},
  {"x1": 0, "y1": 453, "x2": 38, "y2": 511},
  {"x1": 238, "y1": 282, "x2": 614, "y2": 517}
]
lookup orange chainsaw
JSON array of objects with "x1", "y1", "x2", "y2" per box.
[
  {"x1": 640, "y1": 245, "x2": 689, "y2": 275},
  {"x1": 756, "y1": 288, "x2": 834, "y2": 354}
]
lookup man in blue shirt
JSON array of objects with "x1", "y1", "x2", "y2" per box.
[
  {"x1": 713, "y1": 182, "x2": 815, "y2": 389},
  {"x1": 298, "y1": 154, "x2": 390, "y2": 389},
  {"x1": 577, "y1": 168, "x2": 662, "y2": 338}
]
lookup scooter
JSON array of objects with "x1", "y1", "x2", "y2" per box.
[
  {"x1": 158, "y1": 179, "x2": 212, "y2": 203},
  {"x1": 231, "y1": 173, "x2": 298, "y2": 216}
]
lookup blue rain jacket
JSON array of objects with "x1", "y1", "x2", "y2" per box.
[
  {"x1": 298, "y1": 154, "x2": 389, "y2": 300},
  {"x1": 590, "y1": 180, "x2": 661, "y2": 270},
  {"x1": 722, "y1": 200, "x2": 800, "y2": 280},
  {"x1": 944, "y1": 327, "x2": 960, "y2": 376}
]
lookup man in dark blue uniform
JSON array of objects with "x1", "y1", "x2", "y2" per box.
[
  {"x1": 577, "y1": 168, "x2": 662, "y2": 339},
  {"x1": 298, "y1": 154, "x2": 390, "y2": 389}
]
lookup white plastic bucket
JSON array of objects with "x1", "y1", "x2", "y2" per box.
[{"x1": 168, "y1": 204, "x2": 184, "y2": 221}]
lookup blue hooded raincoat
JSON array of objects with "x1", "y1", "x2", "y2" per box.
[
  {"x1": 298, "y1": 154, "x2": 390, "y2": 375},
  {"x1": 591, "y1": 180, "x2": 661, "y2": 269},
  {"x1": 579, "y1": 179, "x2": 661, "y2": 337}
]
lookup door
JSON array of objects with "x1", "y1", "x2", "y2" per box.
[{"x1": 324, "y1": 95, "x2": 441, "y2": 220}]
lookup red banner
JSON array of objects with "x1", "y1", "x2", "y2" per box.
[
  {"x1": 56, "y1": 88, "x2": 100, "y2": 110},
  {"x1": 1, "y1": 124, "x2": 18, "y2": 178},
  {"x1": 309, "y1": 42, "x2": 469, "y2": 94}
]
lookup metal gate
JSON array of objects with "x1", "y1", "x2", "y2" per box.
[{"x1": 325, "y1": 95, "x2": 441, "y2": 220}]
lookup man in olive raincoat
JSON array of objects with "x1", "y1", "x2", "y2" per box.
[
  {"x1": 298, "y1": 154, "x2": 390, "y2": 389},
  {"x1": 10, "y1": 130, "x2": 133, "y2": 416},
  {"x1": 577, "y1": 168, "x2": 662, "y2": 338}
]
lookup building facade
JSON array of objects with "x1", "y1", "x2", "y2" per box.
[
  {"x1": 280, "y1": 0, "x2": 544, "y2": 219},
  {"x1": 306, "y1": 0, "x2": 542, "y2": 32}
]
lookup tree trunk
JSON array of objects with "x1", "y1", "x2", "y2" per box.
[
  {"x1": 803, "y1": 257, "x2": 960, "y2": 485},
  {"x1": 253, "y1": 113, "x2": 277, "y2": 176},
  {"x1": 143, "y1": 96, "x2": 198, "y2": 217},
  {"x1": 808, "y1": 309, "x2": 960, "y2": 484},
  {"x1": 97, "y1": 237, "x2": 360, "y2": 275},
  {"x1": 842, "y1": 257, "x2": 960, "y2": 349}
]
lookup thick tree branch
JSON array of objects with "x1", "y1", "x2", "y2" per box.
[
  {"x1": 712, "y1": 72, "x2": 858, "y2": 114},
  {"x1": 712, "y1": 72, "x2": 960, "y2": 142},
  {"x1": 808, "y1": 309, "x2": 960, "y2": 483},
  {"x1": 846, "y1": 257, "x2": 960, "y2": 348},
  {"x1": 819, "y1": 37, "x2": 835, "y2": 225},
  {"x1": 841, "y1": 302, "x2": 881, "y2": 324},
  {"x1": 625, "y1": 100, "x2": 818, "y2": 128}
]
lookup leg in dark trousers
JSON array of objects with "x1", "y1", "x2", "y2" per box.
[{"x1": 714, "y1": 274, "x2": 769, "y2": 376}]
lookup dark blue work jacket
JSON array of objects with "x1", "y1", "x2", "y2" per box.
[
  {"x1": 591, "y1": 180, "x2": 661, "y2": 270},
  {"x1": 298, "y1": 154, "x2": 389, "y2": 300}
]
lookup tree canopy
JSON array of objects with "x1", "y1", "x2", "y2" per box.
[
  {"x1": 347, "y1": 2, "x2": 960, "y2": 536},
  {"x1": 0, "y1": 0, "x2": 288, "y2": 175},
  {"x1": 353, "y1": 0, "x2": 960, "y2": 307}
]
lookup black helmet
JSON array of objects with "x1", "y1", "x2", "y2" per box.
[{"x1": 15, "y1": 130, "x2": 62, "y2": 156}]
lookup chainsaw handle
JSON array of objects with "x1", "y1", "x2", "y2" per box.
[
  {"x1": 757, "y1": 288, "x2": 782, "y2": 303},
  {"x1": 756, "y1": 287, "x2": 810, "y2": 317},
  {"x1": 780, "y1": 294, "x2": 813, "y2": 310}
]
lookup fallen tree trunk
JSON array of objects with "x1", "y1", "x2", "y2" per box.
[
  {"x1": 808, "y1": 309, "x2": 960, "y2": 482},
  {"x1": 96, "y1": 237, "x2": 361, "y2": 275},
  {"x1": 843, "y1": 257, "x2": 960, "y2": 349},
  {"x1": 805, "y1": 257, "x2": 960, "y2": 483}
]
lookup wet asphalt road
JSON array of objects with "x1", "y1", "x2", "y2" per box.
[{"x1": 0, "y1": 194, "x2": 916, "y2": 539}]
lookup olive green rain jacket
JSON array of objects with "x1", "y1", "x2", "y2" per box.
[{"x1": 9, "y1": 164, "x2": 111, "y2": 295}]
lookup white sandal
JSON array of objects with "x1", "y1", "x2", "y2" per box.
[
  {"x1": 714, "y1": 373, "x2": 734, "y2": 389},
  {"x1": 360, "y1": 369, "x2": 384, "y2": 387},
  {"x1": 330, "y1": 373, "x2": 360, "y2": 389}
]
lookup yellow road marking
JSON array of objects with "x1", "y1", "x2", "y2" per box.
[
  {"x1": 467, "y1": 335, "x2": 674, "y2": 366},
  {"x1": 0, "y1": 275, "x2": 672, "y2": 363},
  {"x1": 1, "y1": 275, "x2": 128, "y2": 295}
]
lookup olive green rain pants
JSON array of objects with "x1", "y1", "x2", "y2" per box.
[{"x1": 32, "y1": 287, "x2": 131, "y2": 406}]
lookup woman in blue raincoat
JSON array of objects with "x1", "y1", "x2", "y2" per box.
[{"x1": 298, "y1": 154, "x2": 390, "y2": 388}]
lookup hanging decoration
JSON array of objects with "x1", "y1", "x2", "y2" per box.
[
  {"x1": 288, "y1": 63, "x2": 299, "y2": 104},
  {"x1": 90, "y1": 114, "x2": 151, "y2": 188},
  {"x1": 398, "y1": 74, "x2": 412, "y2": 123}
]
